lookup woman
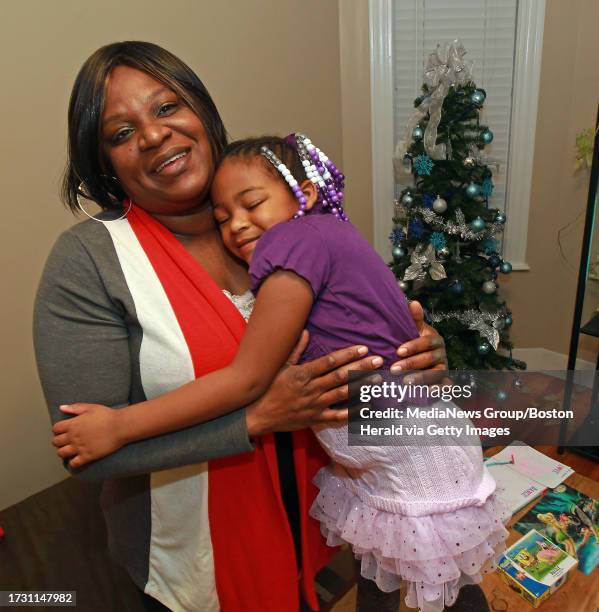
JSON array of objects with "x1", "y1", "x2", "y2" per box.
[{"x1": 34, "y1": 41, "x2": 446, "y2": 612}]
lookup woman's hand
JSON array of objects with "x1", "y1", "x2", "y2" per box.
[
  {"x1": 391, "y1": 300, "x2": 448, "y2": 384},
  {"x1": 246, "y1": 331, "x2": 383, "y2": 437},
  {"x1": 51, "y1": 404, "x2": 126, "y2": 468}
]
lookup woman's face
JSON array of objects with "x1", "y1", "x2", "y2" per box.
[{"x1": 100, "y1": 65, "x2": 214, "y2": 215}]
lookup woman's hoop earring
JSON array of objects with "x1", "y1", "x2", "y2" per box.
[{"x1": 76, "y1": 181, "x2": 132, "y2": 222}]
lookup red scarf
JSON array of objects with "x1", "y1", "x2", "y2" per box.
[{"x1": 128, "y1": 205, "x2": 334, "y2": 611}]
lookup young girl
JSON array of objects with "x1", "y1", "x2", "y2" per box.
[{"x1": 54, "y1": 133, "x2": 508, "y2": 611}]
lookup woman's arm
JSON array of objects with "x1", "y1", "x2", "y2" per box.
[{"x1": 53, "y1": 270, "x2": 318, "y2": 464}]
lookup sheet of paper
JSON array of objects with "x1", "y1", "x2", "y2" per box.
[
  {"x1": 492, "y1": 442, "x2": 574, "y2": 488},
  {"x1": 489, "y1": 463, "x2": 547, "y2": 514}
]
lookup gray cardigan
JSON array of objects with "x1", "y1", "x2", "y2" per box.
[{"x1": 33, "y1": 218, "x2": 254, "y2": 603}]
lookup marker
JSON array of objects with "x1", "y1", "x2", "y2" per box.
[{"x1": 484, "y1": 458, "x2": 515, "y2": 467}]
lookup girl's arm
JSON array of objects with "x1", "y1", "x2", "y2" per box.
[
  {"x1": 53, "y1": 270, "x2": 316, "y2": 466},
  {"x1": 36, "y1": 230, "x2": 254, "y2": 479}
]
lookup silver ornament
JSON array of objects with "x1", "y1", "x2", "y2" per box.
[
  {"x1": 495, "y1": 212, "x2": 507, "y2": 224},
  {"x1": 402, "y1": 192, "x2": 414, "y2": 206},
  {"x1": 412, "y1": 126, "x2": 424, "y2": 141},
  {"x1": 432, "y1": 195, "x2": 448, "y2": 214},
  {"x1": 398, "y1": 280, "x2": 409, "y2": 291},
  {"x1": 463, "y1": 156, "x2": 476, "y2": 168},
  {"x1": 482, "y1": 281, "x2": 496, "y2": 294}
]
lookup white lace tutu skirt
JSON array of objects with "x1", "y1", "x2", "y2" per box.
[{"x1": 310, "y1": 466, "x2": 510, "y2": 612}]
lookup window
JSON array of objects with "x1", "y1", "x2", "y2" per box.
[{"x1": 369, "y1": 0, "x2": 545, "y2": 269}]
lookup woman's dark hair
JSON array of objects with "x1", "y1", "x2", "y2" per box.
[
  {"x1": 220, "y1": 136, "x2": 306, "y2": 187},
  {"x1": 62, "y1": 41, "x2": 228, "y2": 212}
]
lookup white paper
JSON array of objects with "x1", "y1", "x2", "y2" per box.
[{"x1": 491, "y1": 442, "x2": 574, "y2": 488}]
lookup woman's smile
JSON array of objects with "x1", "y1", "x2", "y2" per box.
[{"x1": 152, "y1": 147, "x2": 191, "y2": 175}]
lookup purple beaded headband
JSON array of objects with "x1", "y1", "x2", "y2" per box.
[{"x1": 260, "y1": 132, "x2": 347, "y2": 221}]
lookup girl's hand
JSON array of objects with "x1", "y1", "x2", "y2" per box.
[
  {"x1": 51, "y1": 404, "x2": 125, "y2": 468},
  {"x1": 391, "y1": 300, "x2": 448, "y2": 384},
  {"x1": 246, "y1": 331, "x2": 383, "y2": 437}
]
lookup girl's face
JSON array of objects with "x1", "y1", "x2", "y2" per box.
[
  {"x1": 100, "y1": 66, "x2": 214, "y2": 216},
  {"x1": 211, "y1": 157, "x2": 314, "y2": 263}
]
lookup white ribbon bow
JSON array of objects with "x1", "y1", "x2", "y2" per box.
[{"x1": 394, "y1": 39, "x2": 473, "y2": 176}]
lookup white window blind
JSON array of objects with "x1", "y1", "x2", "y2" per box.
[{"x1": 393, "y1": 0, "x2": 518, "y2": 217}]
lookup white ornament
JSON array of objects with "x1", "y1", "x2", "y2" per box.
[
  {"x1": 432, "y1": 195, "x2": 448, "y2": 213},
  {"x1": 482, "y1": 281, "x2": 496, "y2": 294}
]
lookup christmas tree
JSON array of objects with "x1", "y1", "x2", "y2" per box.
[{"x1": 391, "y1": 40, "x2": 525, "y2": 371}]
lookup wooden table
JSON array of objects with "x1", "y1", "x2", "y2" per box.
[{"x1": 480, "y1": 471, "x2": 599, "y2": 612}]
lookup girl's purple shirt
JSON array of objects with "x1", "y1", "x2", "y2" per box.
[{"x1": 249, "y1": 214, "x2": 419, "y2": 365}]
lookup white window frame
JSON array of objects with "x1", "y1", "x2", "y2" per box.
[{"x1": 369, "y1": 0, "x2": 545, "y2": 270}]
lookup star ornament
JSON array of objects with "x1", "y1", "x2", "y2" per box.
[{"x1": 403, "y1": 244, "x2": 447, "y2": 282}]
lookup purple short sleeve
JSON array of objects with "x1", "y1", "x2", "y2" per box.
[{"x1": 249, "y1": 218, "x2": 331, "y2": 297}]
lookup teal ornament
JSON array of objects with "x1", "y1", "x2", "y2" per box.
[
  {"x1": 495, "y1": 212, "x2": 506, "y2": 224},
  {"x1": 471, "y1": 89, "x2": 486, "y2": 105},
  {"x1": 466, "y1": 182, "x2": 480, "y2": 198},
  {"x1": 412, "y1": 126, "x2": 424, "y2": 141},
  {"x1": 392, "y1": 246, "x2": 405, "y2": 260},
  {"x1": 496, "y1": 390, "x2": 509, "y2": 402},
  {"x1": 401, "y1": 192, "x2": 414, "y2": 206},
  {"x1": 477, "y1": 341, "x2": 491, "y2": 355},
  {"x1": 414, "y1": 154, "x2": 434, "y2": 176},
  {"x1": 471, "y1": 217, "x2": 485, "y2": 232},
  {"x1": 482, "y1": 281, "x2": 496, "y2": 294},
  {"x1": 481, "y1": 129, "x2": 494, "y2": 144},
  {"x1": 482, "y1": 237, "x2": 499, "y2": 254},
  {"x1": 429, "y1": 231, "x2": 446, "y2": 251},
  {"x1": 500, "y1": 261, "x2": 512, "y2": 274},
  {"x1": 451, "y1": 281, "x2": 464, "y2": 295},
  {"x1": 481, "y1": 178, "x2": 494, "y2": 198},
  {"x1": 505, "y1": 314, "x2": 513, "y2": 327}
]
